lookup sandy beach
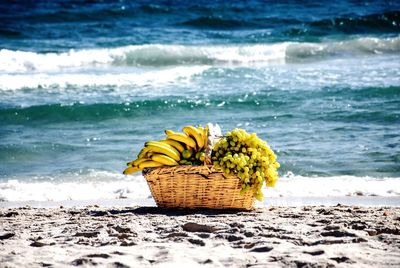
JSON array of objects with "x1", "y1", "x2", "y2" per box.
[
  {"x1": 1, "y1": 1, "x2": 400, "y2": 267},
  {"x1": 1, "y1": 204, "x2": 399, "y2": 267}
]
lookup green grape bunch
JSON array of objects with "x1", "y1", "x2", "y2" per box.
[{"x1": 211, "y1": 128, "x2": 280, "y2": 201}]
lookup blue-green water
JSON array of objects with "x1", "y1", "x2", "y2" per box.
[{"x1": 0, "y1": 1, "x2": 399, "y2": 201}]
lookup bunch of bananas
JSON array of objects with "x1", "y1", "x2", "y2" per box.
[{"x1": 123, "y1": 125, "x2": 208, "y2": 174}]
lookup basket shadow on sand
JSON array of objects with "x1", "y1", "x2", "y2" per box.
[{"x1": 88, "y1": 206, "x2": 261, "y2": 217}]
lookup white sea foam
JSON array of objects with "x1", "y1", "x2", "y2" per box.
[
  {"x1": 1, "y1": 37, "x2": 398, "y2": 73},
  {"x1": 0, "y1": 44, "x2": 286, "y2": 73},
  {"x1": 285, "y1": 36, "x2": 400, "y2": 60},
  {"x1": 1, "y1": 54, "x2": 399, "y2": 92},
  {"x1": 0, "y1": 170, "x2": 399, "y2": 202},
  {"x1": 0, "y1": 66, "x2": 208, "y2": 91},
  {"x1": 267, "y1": 173, "x2": 400, "y2": 198},
  {"x1": 0, "y1": 171, "x2": 150, "y2": 202}
]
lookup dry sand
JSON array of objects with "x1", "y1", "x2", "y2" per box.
[{"x1": 0, "y1": 205, "x2": 399, "y2": 267}]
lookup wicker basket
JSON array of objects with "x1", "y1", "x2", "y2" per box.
[{"x1": 143, "y1": 165, "x2": 254, "y2": 210}]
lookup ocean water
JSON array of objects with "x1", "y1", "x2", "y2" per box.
[{"x1": 0, "y1": 0, "x2": 400, "y2": 203}]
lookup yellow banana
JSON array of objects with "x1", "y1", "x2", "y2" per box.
[
  {"x1": 151, "y1": 154, "x2": 179, "y2": 166},
  {"x1": 138, "y1": 160, "x2": 164, "y2": 169},
  {"x1": 160, "y1": 139, "x2": 185, "y2": 153},
  {"x1": 164, "y1": 129, "x2": 175, "y2": 135},
  {"x1": 183, "y1": 125, "x2": 204, "y2": 149},
  {"x1": 144, "y1": 143, "x2": 181, "y2": 161},
  {"x1": 127, "y1": 157, "x2": 146, "y2": 166},
  {"x1": 203, "y1": 126, "x2": 209, "y2": 147},
  {"x1": 129, "y1": 157, "x2": 148, "y2": 167},
  {"x1": 198, "y1": 126, "x2": 205, "y2": 136},
  {"x1": 205, "y1": 127, "x2": 209, "y2": 147},
  {"x1": 146, "y1": 141, "x2": 181, "y2": 155},
  {"x1": 198, "y1": 126, "x2": 208, "y2": 141},
  {"x1": 137, "y1": 147, "x2": 151, "y2": 158},
  {"x1": 167, "y1": 133, "x2": 197, "y2": 148},
  {"x1": 123, "y1": 166, "x2": 141, "y2": 175}
]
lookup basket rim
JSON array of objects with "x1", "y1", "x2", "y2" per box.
[{"x1": 142, "y1": 164, "x2": 227, "y2": 177}]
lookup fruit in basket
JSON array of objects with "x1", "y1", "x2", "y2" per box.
[
  {"x1": 151, "y1": 154, "x2": 179, "y2": 166},
  {"x1": 144, "y1": 141, "x2": 181, "y2": 161},
  {"x1": 123, "y1": 125, "x2": 208, "y2": 174},
  {"x1": 166, "y1": 132, "x2": 197, "y2": 149},
  {"x1": 182, "y1": 126, "x2": 205, "y2": 149},
  {"x1": 138, "y1": 160, "x2": 166, "y2": 169},
  {"x1": 182, "y1": 149, "x2": 193, "y2": 159},
  {"x1": 196, "y1": 151, "x2": 206, "y2": 162},
  {"x1": 211, "y1": 128, "x2": 279, "y2": 201},
  {"x1": 159, "y1": 139, "x2": 185, "y2": 153},
  {"x1": 123, "y1": 166, "x2": 141, "y2": 175}
]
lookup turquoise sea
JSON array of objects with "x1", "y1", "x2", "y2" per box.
[{"x1": 0, "y1": 0, "x2": 399, "y2": 202}]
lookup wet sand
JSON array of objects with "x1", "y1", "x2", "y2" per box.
[{"x1": 1, "y1": 205, "x2": 399, "y2": 267}]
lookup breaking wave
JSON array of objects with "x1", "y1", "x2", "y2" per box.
[{"x1": 1, "y1": 37, "x2": 399, "y2": 72}]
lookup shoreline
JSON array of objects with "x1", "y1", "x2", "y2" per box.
[
  {"x1": 1, "y1": 205, "x2": 399, "y2": 267},
  {"x1": 1, "y1": 196, "x2": 399, "y2": 208}
]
